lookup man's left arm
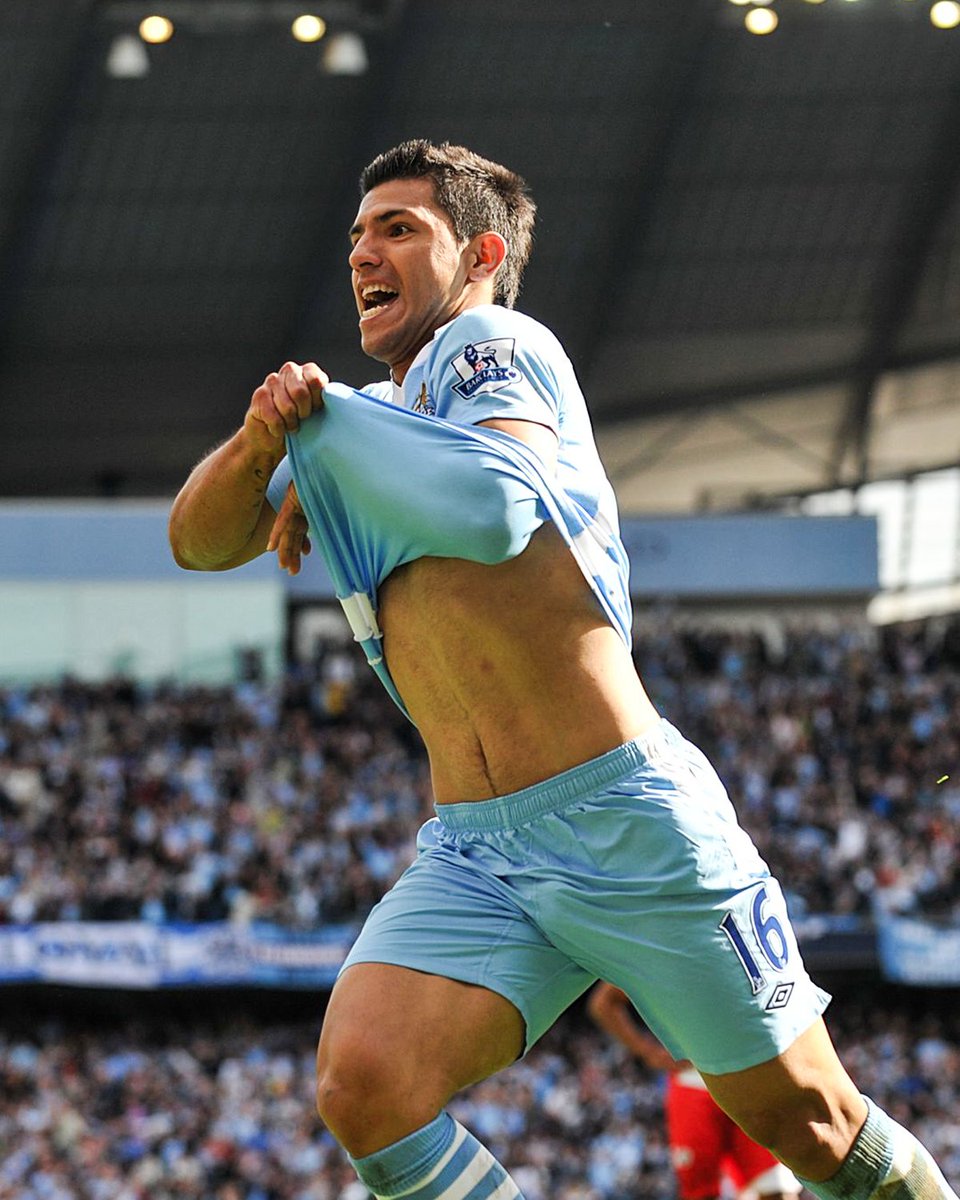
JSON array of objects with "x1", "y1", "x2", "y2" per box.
[
  {"x1": 427, "y1": 308, "x2": 565, "y2": 467},
  {"x1": 476, "y1": 418, "x2": 558, "y2": 474}
]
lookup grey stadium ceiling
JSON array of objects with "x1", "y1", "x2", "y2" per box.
[{"x1": 2, "y1": 0, "x2": 960, "y2": 512}]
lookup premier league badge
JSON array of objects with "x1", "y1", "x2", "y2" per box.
[{"x1": 451, "y1": 338, "x2": 523, "y2": 399}]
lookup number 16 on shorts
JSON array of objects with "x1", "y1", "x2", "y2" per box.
[{"x1": 719, "y1": 884, "x2": 790, "y2": 995}]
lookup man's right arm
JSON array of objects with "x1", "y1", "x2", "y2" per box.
[{"x1": 168, "y1": 361, "x2": 326, "y2": 571}]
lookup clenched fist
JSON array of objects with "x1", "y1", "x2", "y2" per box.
[{"x1": 244, "y1": 361, "x2": 328, "y2": 452}]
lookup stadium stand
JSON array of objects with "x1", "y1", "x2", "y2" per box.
[
  {"x1": 0, "y1": 616, "x2": 958, "y2": 1196},
  {"x1": 0, "y1": 989, "x2": 956, "y2": 1199},
  {"x1": 2, "y1": 618, "x2": 957, "y2": 928}
]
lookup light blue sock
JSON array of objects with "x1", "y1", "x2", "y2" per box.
[
  {"x1": 799, "y1": 1097, "x2": 958, "y2": 1200},
  {"x1": 349, "y1": 1111, "x2": 523, "y2": 1200}
]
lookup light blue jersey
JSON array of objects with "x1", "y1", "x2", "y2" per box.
[
  {"x1": 268, "y1": 306, "x2": 631, "y2": 718},
  {"x1": 401, "y1": 305, "x2": 629, "y2": 626}
]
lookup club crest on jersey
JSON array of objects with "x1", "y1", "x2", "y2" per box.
[
  {"x1": 412, "y1": 382, "x2": 435, "y2": 415},
  {"x1": 451, "y1": 338, "x2": 523, "y2": 399}
]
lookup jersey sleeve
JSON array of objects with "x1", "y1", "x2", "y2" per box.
[
  {"x1": 266, "y1": 456, "x2": 292, "y2": 512},
  {"x1": 426, "y1": 308, "x2": 565, "y2": 432}
]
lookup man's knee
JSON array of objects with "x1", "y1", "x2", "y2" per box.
[
  {"x1": 315, "y1": 1022, "x2": 453, "y2": 1156},
  {"x1": 315, "y1": 1035, "x2": 366, "y2": 1127},
  {"x1": 710, "y1": 1081, "x2": 866, "y2": 1179},
  {"x1": 316, "y1": 1030, "x2": 402, "y2": 1136},
  {"x1": 314, "y1": 963, "x2": 524, "y2": 1156}
]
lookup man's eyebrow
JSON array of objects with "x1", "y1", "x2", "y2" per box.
[{"x1": 348, "y1": 208, "x2": 413, "y2": 240}]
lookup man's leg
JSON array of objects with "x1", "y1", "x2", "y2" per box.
[
  {"x1": 317, "y1": 961, "x2": 528, "y2": 1200},
  {"x1": 664, "y1": 1076, "x2": 727, "y2": 1200},
  {"x1": 702, "y1": 1018, "x2": 958, "y2": 1200}
]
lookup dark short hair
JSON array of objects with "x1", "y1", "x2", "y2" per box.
[{"x1": 359, "y1": 140, "x2": 536, "y2": 308}]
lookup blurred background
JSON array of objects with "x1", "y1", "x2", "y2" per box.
[{"x1": 1, "y1": 1, "x2": 959, "y2": 1198}]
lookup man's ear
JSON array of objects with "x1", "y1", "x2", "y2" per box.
[{"x1": 467, "y1": 232, "x2": 507, "y2": 284}]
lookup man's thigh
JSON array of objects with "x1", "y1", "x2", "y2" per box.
[
  {"x1": 317, "y1": 961, "x2": 527, "y2": 1155},
  {"x1": 338, "y1": 834, "x2": 595, "y2": 1053},
  {"x1": 562, "y1": 874, "x2": 830, "y2": 1075},
  {"x1": 320, "y1": 961, "x2": 525, "y2": 1095}
]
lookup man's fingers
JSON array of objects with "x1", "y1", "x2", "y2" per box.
[
  {"x1": 253, "y1": 369, "x2": 304, "y2": 433},
  {"x1": 249, "y1": 363, "x2": 326, "y2": 446},
  {"x1": 283, "y1": 480, "x2": 303, "y2": 512},
  {"x1": 278, "y1": 363, "x2": 307, "y2": 421},
  {"x1": 279, "y1": 529, "x2": 311, "y2": 575},
  {"x1": 277, "y1": 522, "x2": 308, "y2": 574},
  {"x1": 266, "y1": 511, "x2": 281, "y2": 552},
  {"x1": 266, "y1": 486, "x2": 297, "y2": 550},
  {"x1": 301, "y1": 362, "x2": 328, "y2": 409},
  {"x1": 280, "y1": 361, "x2": 327, "y2": 421},
  {"x1": 250, "y1": 381, "x2": 287, "y2": 440},
  {"x1": 267, "y1": 483, "x2": 309, "y2": 574}
]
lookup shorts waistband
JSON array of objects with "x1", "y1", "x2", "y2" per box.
[{"x1": 435, "y1": 718, "x2": 679, "y2": 832}]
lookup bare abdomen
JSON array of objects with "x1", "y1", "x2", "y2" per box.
[{"x1": 378, "y1": 525, "x2": 660, "y2": 804}]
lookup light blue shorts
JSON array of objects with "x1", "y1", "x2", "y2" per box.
[{"x1": 340, "y1": 720, "x2": 830, "y2": 1075}]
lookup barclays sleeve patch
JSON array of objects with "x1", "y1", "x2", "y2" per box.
[{"x1": 451, "y1": 338, "x2": 524, "y2": 399}]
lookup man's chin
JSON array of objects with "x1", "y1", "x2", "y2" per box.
[
  {"x1": 358, "y1": 327, "x2": 390, "y2": 360},
  {"x1": 359, "y1": 324, "x2": 409, "y2": 369}
]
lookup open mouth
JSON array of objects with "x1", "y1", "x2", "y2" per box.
[{"x1": 360, "y1": 285, "x2": 399, "y2": 317}]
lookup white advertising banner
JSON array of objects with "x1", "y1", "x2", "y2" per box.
[{"x1": 0, "y1": 922, "x2": 353, "y2": 989}]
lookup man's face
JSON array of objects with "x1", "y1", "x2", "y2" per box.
[{"x1": 349, "y1": 177, "x2": 474, "y2": 381}]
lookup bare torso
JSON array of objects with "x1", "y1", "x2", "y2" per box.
[{"x1": 378, "y1": 523, "x2": 660, "y2": 804}]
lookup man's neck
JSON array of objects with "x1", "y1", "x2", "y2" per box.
[{"x1": 388, "y1": 297, "x2": 498, "y2": 386}]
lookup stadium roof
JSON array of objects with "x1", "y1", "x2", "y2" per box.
[{"x1": 2, "y1": 0, "x2": 960, "y2": 511}]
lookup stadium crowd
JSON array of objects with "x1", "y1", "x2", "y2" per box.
[
  {"x1": 0, "y1": 616, "x2": 958, "y2": 927},
  {"x1": 0, "y1": 614, "x2": 959, "y2": 1197},
  {"x1": 0, "y1": 997, "x2": 957, "y2": 1200}
]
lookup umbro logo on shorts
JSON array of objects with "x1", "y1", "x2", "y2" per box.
[{"x1": 765, "y1": 982, "x2": 795, "y2": 1011}]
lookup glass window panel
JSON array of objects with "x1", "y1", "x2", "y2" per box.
[
  {"x1": 904, "y1": 469, "x2": 960, "y2": 588},
  {"x1": 855, "y1": 481, "x2": 907, "y2": 591}
]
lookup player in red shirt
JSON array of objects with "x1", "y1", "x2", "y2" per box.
[{"x1": 589, "y1": 983, "x2": 802, "y2": 1200}]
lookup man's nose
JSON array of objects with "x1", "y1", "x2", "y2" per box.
[{"x1": 349, "y1": 234, "x2": 380, "y2": 269}]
